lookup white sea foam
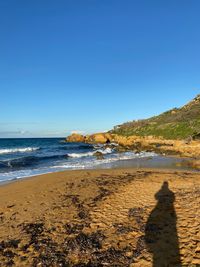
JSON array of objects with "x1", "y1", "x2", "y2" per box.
[
  {"x1": 0, "y1": 151, "x2": 158, "y2": 182},
  {"x1": 54, "y1": 151, "x2": 157, "y2": 170},
  {"x1": 68, "y1": 147, "x2": 113, "y2": 158},
  {"x1": 96, "y1": 147, "x2": 113, "y2": 154},
  {"x1": 0, "y1": 147, "x2": 40, "y2": 155},
  {"x1": 68, "y1": 151, "x2": 94, "y2": 158}
]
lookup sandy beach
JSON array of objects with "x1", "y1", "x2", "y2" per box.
[
  {"x1": 0, "y1": 168, "x2": 199, "y2": 266},
  {"x1": 2, "y1": 0, "x2": 200, "y2": 265}
]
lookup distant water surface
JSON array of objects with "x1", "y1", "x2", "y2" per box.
[{"x1": 0, "y1": 138, "x2": 196, "y2": 183}]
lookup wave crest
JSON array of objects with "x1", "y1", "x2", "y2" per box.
[
  {"x1": 0, "y1": 147, "x2": 40, "y2": 155},
  {"x1": 0, "y1": 154, "x2": 69, "y2": 170},
  {"x1": 68, "y1": 151, "x2": 94, "y2": 158},
  {"x1": 68, "y1": 147, "x2": 113, "y2": 158}
]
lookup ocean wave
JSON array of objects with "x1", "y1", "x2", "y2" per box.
[
  {"x1": 52, "y1": 151, "x2": 157, "y2": 170},
  {"x1": 0, "y1": 168, "x2": 53, "y2": 182},
  {"x1": 60, "y1": 144, "x2": 94, "y2": 150},
  {"x1": 0, "y1": 147, "x2": 40, "y2": 155},
  {"x1": 0, "y1": 154, "x2": 69, "y2": 170},
  {"x1": 68, "y1": 147, "x2": 113, "y2": 158},
  {"x1": 68, "y1": 151, "x2": 94, "y2": 158},
  {"x1": 0, "y1": 151, "x2": 158, "y2": 181},
  {"x1": 96, "y1": 151, "x2": 157, "y2": 162},
  {"x1": 96, "y1": 147, "x2": 113, "y2": 154}
]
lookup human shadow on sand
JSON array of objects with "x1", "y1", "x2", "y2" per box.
[{"x1": 145, "y1": 181, "x2": 182, "y2": 267}]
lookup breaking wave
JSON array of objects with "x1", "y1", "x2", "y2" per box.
[
  {"x1": 0, "y1": 154, "x2": 69, "y2": 170},
  {"x1": 0, "y1": 147, "x2": 40, "y2": 155},
  {"x1": 68, "y1": 147, "x2": 113, "y2": 158}
]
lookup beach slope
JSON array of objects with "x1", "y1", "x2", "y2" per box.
[{"x1": 0, "y1": 169, "x2": 200, "y2": 266}]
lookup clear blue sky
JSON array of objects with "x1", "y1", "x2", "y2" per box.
[{"x1": 1, "y1": 0, "x2": 200, "y2": 138}]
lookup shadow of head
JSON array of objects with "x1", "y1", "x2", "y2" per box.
[{"x1": 154, "y1": 181, "x2": 175, "y2": 206}]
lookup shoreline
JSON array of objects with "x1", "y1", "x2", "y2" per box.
[
  {"x1": 1, "y1": 136, "x2": 200, "y2": 184},
  {"x1": 0, "y1": 165, "x2": 197, "y2": 187},
  {"x1": 0, "y1": 153, "x2": 199, "y2": 187},
  {"x1": 0, "y1": 154, "x2": 200, "y2": 186},
  {"x1": 0, "y1": 167, "x2": 200, "y2": 265}
]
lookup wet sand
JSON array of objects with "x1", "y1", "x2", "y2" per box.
[{"x1": 0, "y1": 168, "x2": 200, "y2": 266}]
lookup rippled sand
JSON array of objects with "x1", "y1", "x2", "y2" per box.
[{"x1": 0, "y1": 168, "x2": 199, "y2": 266}]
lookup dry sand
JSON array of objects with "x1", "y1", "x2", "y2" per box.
[{"x1": 0, "y1": 168, "x2": 200, "y2": 266}]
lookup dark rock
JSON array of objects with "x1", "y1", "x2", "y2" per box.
[
  {"x1": 78, "y1": 209, "x2": 89, "y2": 219},
  {"x1": 65, "y1": 223, "x2": 84, "y2": 235},
  {"x1": 93, "y1": 151, "x2": 104, "y2": 160},
  {"x1": 65, "y1": 231, "x2": 104, "y2": 252}
]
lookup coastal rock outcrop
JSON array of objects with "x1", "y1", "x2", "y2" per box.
[
  {"x1": 66, "y1": 132, "x2": 200, "y2": 158},
  {"x1": 66, "y1": 95, "x2": 200, "y2": 157},
  {"x1": 85, "y1": 133, "x2": 111, "y2": 144},
  {"x1": 66, "y1": 133, "x2": 85, "y2": 143}
]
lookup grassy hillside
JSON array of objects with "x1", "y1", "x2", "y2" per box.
[{"x1": 111, "y1": 95, "x2": 200, "y2": 140}]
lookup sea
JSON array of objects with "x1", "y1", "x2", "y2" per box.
[{"x1": 0, "y1": 138, "x2": 195, "y2": 183}]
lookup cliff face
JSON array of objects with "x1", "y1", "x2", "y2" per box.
[{"x1": 111, "y1": 95, "x2": 200, "y2": 140}]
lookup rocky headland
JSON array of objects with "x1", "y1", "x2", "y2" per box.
[
  {"x1": 66, "y1": 95, "x2": 200, "y2": 169},
  {"x1": 66, "y1": 132, "x2": 200, "y2": 157}
]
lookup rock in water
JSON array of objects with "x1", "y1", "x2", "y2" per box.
[{"x1": 93, "y1": 151, "x2": 104, "y2": 160}]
